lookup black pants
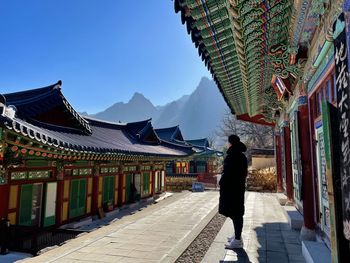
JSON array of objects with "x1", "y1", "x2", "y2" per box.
[{"x1": 231, "y1": 215, "x2": 243, "y2": 240}]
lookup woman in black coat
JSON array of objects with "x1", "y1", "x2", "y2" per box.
[{"x1": 219, "y1": 134, "x2": 247, "y2": 249}]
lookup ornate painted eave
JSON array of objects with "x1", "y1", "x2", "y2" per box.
[{"x1": 175, "y1": 0, "x2": 295, "y2": 124}]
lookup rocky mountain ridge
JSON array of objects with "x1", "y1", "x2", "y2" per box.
[{"x1": 87, "y1": 77, "x2": 229, "y2": 139}]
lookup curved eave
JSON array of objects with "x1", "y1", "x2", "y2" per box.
[
  {"x1": 236, "y1": 113, "x2": 275, "y2": 127},
  {"x1": 0, "y1": 115, "x2": 193, "y2": 160},
  {"x1": 3, "y1": 81, "x2": 92, "y2": 135},
  {"x1": 174, "y1": 0, "x2": 237, "y2": 115}
]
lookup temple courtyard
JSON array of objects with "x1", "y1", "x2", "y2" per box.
[{"x1": 0, "y1": 191, "x2": 306, "y2": 263}]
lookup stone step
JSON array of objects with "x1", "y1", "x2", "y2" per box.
[
  {"x1": 275, "y1": 192, "x2": 288, "y2": 205},
  {"x1": 282, "y1": 205, "x2": 303, "y2": 230},
  {"x1": 60, "y1": 216, "x2": 92, "y2": 229},
  {"x1": 302, "y1": 241, "x2": 331, "y2": 263},
  {"x1": 105, "y1": 208, "x2": 120, "y2": 218}
]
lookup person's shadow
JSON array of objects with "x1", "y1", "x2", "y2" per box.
[{"x1": 220, "y1": 248, "x2": 251, "y2": 262}]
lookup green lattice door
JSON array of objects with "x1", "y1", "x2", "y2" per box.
[
  {"x1": 125, "y1": 174, "x2": 131, "y2": 203},
  {"x1": 142, "y1": 172, "x2": 150, "y2": 197},
  {"x1": 19, "y1": 183, "x2": 43, "y2": 226},
  {"x1": 103, "y1": 176, "x2": 114, "y2": 205},
  {"x1": 69, "y1": 179, "x2": 87, "y2": 219}
]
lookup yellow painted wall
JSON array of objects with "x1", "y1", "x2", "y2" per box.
[
  {"x1": 98, "y1": 177, "x2": 103, "y2": 192},
  {"x1": 8, "y1": 212, "x2": 16, "y2": 225},
  {"x1": 98, "y1": 194, "x2": 102, "y2": 208},
  {"x1": 86, "y1": 196, "x2": 91, "y2": 214},
  {"x1": 63, "y1": 180, "x2": 70, "y2": 199},
  {"x1": 150, "y1": 175, "x2": 152, "y2": 196},
  {"x1": 87, "y1": 178, "x2": 93, "y2": 195},
  {"x1": 9, "y1": 185, "x2": 18, "y2": 209},
  {"x1": 62, "y1": 201, "x2": 68, "y2": 221}
]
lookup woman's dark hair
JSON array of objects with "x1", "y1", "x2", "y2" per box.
[{"x1": 228, "y1": 134, "x2": 240, "y2": 144}]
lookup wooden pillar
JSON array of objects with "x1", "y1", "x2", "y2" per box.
[
  {"x1": 151, "y1": 170, "x2": 155, "y2": 196},
  {"x1": 92, "y1": 167, "x2": 100, "y2": 215},
  {"x1": 283, "y1": 126, "x2": 294, "y2": 201},
  {"x1": 298, "y1": 103, "x2": 316, "y2": 234},
  {"x1": 118, "y1": 172, "x2": 124, "y2": 206},
  {"x1": 275, "y1": 133, "x2": 283, "y2": 192},
  {"x1": 56, "y1": 180, "x2": 64, "y2": 225},
  {"x1": 55, "y1": 164, "x2": 64, "y2": 226},
  {"x1": 0, "y1": 184, "x2": 9, "y2": 219}
]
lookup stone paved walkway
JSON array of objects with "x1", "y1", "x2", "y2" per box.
[
  {"x1": 20, "y1": 191, "x2": 219, "y2": 263},
  {"x1": 202, "y1": 192, "x2": 305, "y2": 263}
]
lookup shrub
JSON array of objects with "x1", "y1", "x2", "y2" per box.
[{"x1": 246, "y1": 167, "x2": 276, "y2": 192}]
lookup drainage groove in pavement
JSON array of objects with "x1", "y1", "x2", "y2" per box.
[{"x1": 175, "y1": 213, "x2": 226, "y2": 263}]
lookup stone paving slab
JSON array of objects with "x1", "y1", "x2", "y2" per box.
[
  {"x1": 19, "y1": 191, "x2": 219, "y2": 263},
  {"x1": 203, "y1": 192, "x2": 305, "y2": 263}
]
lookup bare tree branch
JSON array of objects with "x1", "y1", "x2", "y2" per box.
[{"x1": 215, "y1": 109, "x2": 274, "y2": 149}]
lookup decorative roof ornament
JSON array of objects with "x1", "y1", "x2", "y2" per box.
[
  {"x1": 4, "y1": 105, "x2": 17, "y2": 119},
  {"x1": 261, "y1": 85, "x2": 285, "y2": 122},
  {"x1": 0, "y1": 95, "x2": 17, "y2": 119},
  {"x1": 268, "y1": 44, "x2": 306, "y2": 80}
]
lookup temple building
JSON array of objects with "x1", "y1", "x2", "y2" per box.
[
  {"x1": 155, "y1": 126, "x2": 221, "y2": 189},
  {"x1": 174, "y1": 0, "x2": 350, "y2": 261},
  {"x1": 0, "y1": 82, "x2": 198, "y2": 229}
]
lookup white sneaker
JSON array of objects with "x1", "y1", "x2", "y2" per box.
[
  {"x1": 225, "y1": 238, "x2": 244, "y2": 249},
  {"x1": 227, "y1": 236, "x2": 234, "y2": 242}
]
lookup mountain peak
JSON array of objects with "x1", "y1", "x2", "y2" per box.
[
  {"x1": 86, "y1": 77, "x2": 228, "y2": 142},
  {"x1": 198, "y1": 76, "x2": 212, "y2": 86},
  {"x1": 130, "y1": 92, "x2": 147, "y2": 102}
]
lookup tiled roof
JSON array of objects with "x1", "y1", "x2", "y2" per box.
[
  {"x1": 155, "y1": 126, "x2": 191, "y2": 148},
  {"x1": 186, "y1": 138, "x2": 222, "y2": 157},
  {"x1": 0, "y1": 82, "x2": 194, "y2": 159},
  {"x1": 3, "y1": 81, "x2": 92, "y2": 134},
  {"x1": 186, "y1": 138, "x2": 209, "y2": 148},
  {"x1": 155, "y1": 126, "x2": 180, "y2": 141}
]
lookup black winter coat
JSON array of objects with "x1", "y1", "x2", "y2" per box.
[{"x1": 219, "y1": 142, "x2": 248, "y2": 218}]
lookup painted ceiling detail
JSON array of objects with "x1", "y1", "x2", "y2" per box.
[
  {"x1": 268, "y1": 45, "x2": 306, "y2": 79},
  {"x1": 174, "y1": 0, "x2": 337, "y2": 125},
  {"x1": 261, "y1": 85, "x2": 285, "y2": 120}
]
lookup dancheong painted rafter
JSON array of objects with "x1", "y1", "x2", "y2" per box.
[{"x1": 175, "y1": 0, "x2": 296, "y2": 124}]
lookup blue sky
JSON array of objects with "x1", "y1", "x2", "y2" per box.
[{"x1": 0, "y1": 0, "x2": 211, "y2": 113}]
